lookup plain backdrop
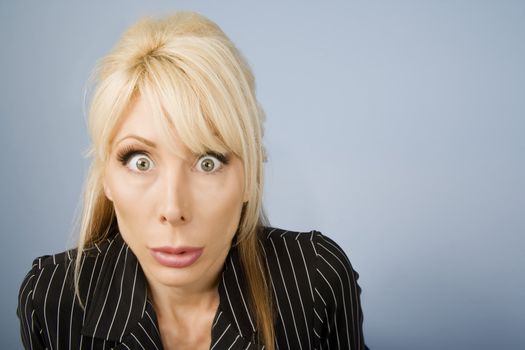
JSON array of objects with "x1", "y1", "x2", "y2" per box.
[{"x1": 1, "y1": 1, "x2": 524, "y2": 349}]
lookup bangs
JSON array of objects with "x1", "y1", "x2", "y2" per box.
[{"x1": 136, "y1": 47, "x2": 245, "y2": 159}]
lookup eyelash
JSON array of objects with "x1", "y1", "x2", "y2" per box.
[
  {"x1": 115, "y1": 145, "x2": 230, "y2": 170},
  {"x1": 116, "y1": 145, "x2": 150, "y2": 166},
  {"x1": 203, "y1": 152, "x2": 230, "y2": 166}
]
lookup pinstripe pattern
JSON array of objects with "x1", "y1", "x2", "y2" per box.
[{"x1": 17, "y1": 227, "x2": 368, "y2": 349}]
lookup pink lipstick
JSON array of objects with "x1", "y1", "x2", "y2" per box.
[{"x1": 150, "y1": 246, "x2": 204, "y2": 268}]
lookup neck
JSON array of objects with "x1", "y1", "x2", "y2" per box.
[
  {"x1": 148, "y1": 274, "x2": 221, "y2": 321},
  {"x1": 145, "y1": 248, "x2": 228, "y2": 323},
  {"x1": 148, "y1": 274, "x2": 221, "y2": 349},
  {"x1": 143, "y1": 239, "x2": 236, "y2": 326}
]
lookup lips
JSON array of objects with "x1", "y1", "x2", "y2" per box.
[{"x1": 150, "y1": 246, "x2": 204, "y2": 268}]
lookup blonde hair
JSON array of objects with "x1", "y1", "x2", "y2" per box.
[{"x1": 74, "y1": 11, "x2": 275, "y2": 348}]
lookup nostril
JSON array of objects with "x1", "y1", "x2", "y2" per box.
[{"x1": 159, "y1": 213, "x2": 188, "y2": 224}]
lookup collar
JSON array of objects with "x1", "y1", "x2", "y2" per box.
[{"x1": 80, "y1": 233, "x2": 259, "y2": 346}]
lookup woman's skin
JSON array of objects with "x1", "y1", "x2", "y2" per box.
[{"x1": 103, "y1": 95, "x2": 247, "y2": 349}]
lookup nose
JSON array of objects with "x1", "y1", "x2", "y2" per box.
[{"x1": 158, "y1": 167, "x2": 191, "y2": 226}]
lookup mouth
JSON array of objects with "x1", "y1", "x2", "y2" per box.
[{"x1": 150, "y1": 246, "x2": 204, "y2": 268}]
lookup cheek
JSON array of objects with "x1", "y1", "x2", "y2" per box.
[
  {"x1": 196, "y1": 191, "x2": 243, "y2": 226},
  {"x1": 191, "y1": 172, "x2": 245, "y2": 229},
  {"x1": 106, "y1": 170, "x2": 152, "y2": 226}
]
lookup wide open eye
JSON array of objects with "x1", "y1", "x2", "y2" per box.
[
  {"x1": 195, "y1": 153, "x2": 228, "y2": 173},
  {"x1": 126, "y1": 153, "x2": 154, "y2": 172},
  {"x1": 116, "y1": 145, "x2": 156, "y2": 173}
]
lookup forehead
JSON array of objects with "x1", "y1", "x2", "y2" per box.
[
  {"x1": 113, "y1": 96, "x2": 155, "y2": 138},
  {"x1": 111, "y1": 96, "x2": 187, "y2": 154}
]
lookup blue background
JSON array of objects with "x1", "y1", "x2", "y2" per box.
[{"x1": 1, "y1": 1, "x2": 524, "y2": 349}]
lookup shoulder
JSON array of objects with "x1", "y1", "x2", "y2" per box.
[
  {"x1": 257, "y1": 226, "x2": 360, "y2": 297},
  {"x1": 17, "y1": 247, "x2": 79, "y2": 348},
  {"x1": 17, "y1": 234, "x2": 136, "y2": 348},
  {"x1": 256, "y1": 227, "x2": 366, "y2": 347},
  {"x1": 258, "y1": 226, "x2": 362, "y2": 305},
  {"x1": 258, "y1": 226, "x2": 355, "y2": 268},
  {"x1": 257, "y1": 227, "x2": 317, "y2": 272},
  {"x1": 17, "y1": 236, "x2": 119, "y2": 327},
  {"x1": 310, "y1": 230, "x2": 362, "y2": 308},
  {"x1": 19, "y1": 236, "x2": 115, "y2": 298},
  {"x1": 18, "y1": 250, "x2": 76, "y2": 312},
  {"x1": 258, "y1": 226, "x2": 318, "y2": 250}
]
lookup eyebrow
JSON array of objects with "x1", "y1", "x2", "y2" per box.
[{"x1": 114, "y1": 135, "x2": 157, "y2": 148}]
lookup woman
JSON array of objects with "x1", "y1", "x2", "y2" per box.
[{"x1": 17, "y1": 11, "x2": 368, "y2": 350}]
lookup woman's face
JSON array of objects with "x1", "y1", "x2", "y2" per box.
[{"x1": 103, "y1": 95, "x2": 246, "y2": 293}]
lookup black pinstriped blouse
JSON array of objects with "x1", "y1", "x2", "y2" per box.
[{"x1": 17, "y1": 227, "x2": 368, "y2": 349}]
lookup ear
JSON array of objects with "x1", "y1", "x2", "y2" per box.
[{"x1": 103, "y1": 180, "x2": 113, "y2": 202}]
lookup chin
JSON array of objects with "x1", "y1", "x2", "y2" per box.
[{"x1": 150, "y1": 266, "x2": 200, "y2": 287}]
